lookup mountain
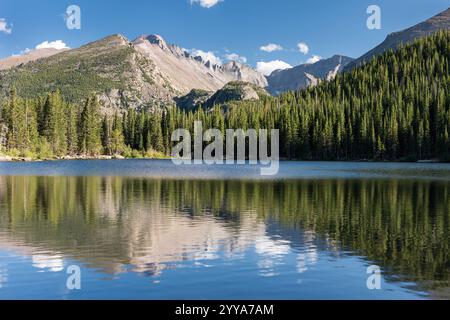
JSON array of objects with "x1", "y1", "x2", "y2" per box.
[
  {"x1": 346, "y1": 7, "x2": 450, "y2": 70},
  {"x1": 0, "y1": 34, "x2": 266, "y2": 111},
  {"x1": 221, "y1": 61, "x2": 268, "y2": 88},
  {"x1": 265, "y1": 55, "x2": 354, "y2": 95},
  {"x1": 203, "y1": 81, "x2": 269, "y2": 108},
  {"x1": 174, "y1": 89, "x2": 213, "y2": 110},
  {"x1": 175, "y1": 81, "x2": 269, "y2": 110},
  {"x1": 0, "y1": 48, "x2": 68, "y2": 71},
  {"x1": 133, "y1": 35, "x2": 267, "y2": 94},
  {"x1": 2, "y1": 30, "x2": 450, "y2": 161},
  {"x1": 0, "y1": 34, "x2": 166, "y2": 111}
]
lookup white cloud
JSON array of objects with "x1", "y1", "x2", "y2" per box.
[
  {"x1": 0, "y1": 18, "x2": 12, "y2": 34},
  {"x1": 306, "y1": 55, "x2": 322, "y2": 64},
  {"x1": 297, "y1": 42, "x2": 309, "y2": 55},
  {"x1": 190, "y1": 49, "x2": 223, "y2": 65},
  {"x1": 260, "y1": 43, "x2": 283, "y2": 53},
  {"x1": 225, "y1": 53, "x2": 247, "y2": 64},
  {"x1": 256, "y1": 60, "x2": 292, "y2": 76},
  {"x1": 11, "y1": 48, "x2": 31, "y2": 57},
  {"x1": 190, "y1": 0, "x2": 222, "y2": 8},
  {"x1": 11, "y1": 40, "x2": 69, "y2": 57},
  {"x1": 35, "y1": 40, "x2": 70, "y2": 50}
]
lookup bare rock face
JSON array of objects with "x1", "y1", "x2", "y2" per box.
[
  {"x1": 346, "y1": 7, "x2": 450, "y2": 70},
  {"x1": 222, "y1": 61, "x2": 268, "y2": 88},
  {"x1": 133, "y1": 34, "x2": 267, "y2": 95},
  {"x1": 326, "y1": 64, "x2": 342, "y2": 81},
  {"x1": 305, "y1": 73, "x2": 319, "y2": 87},
  {"x1": 266, "y1": 55, "x2": 354, "y2": 95}
]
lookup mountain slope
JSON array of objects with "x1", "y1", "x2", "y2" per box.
[
  {"x1": 175, "y1": 81, "x2": 269, "y2": 110},
  {"x1": 346, "y1": 7, "x2": 450, "y2": 70},
  {"x1": 174, "y1": 89, "x2": 213, "y2": 110},
  {"x1": 227, "y1": 31, "x2": 450, "y2": 161},
  {"x1": 0, "y1": 34, "x2": 176, "y2": 111},
  {"x1": 266, "y1": 55, "x2": 354, "y2": 95},
  {"x1": 203, "y1": 81, "x2": 269, "y2": 108},
  {"x1": 133, "y1": 35, "x2": 267, "y2": 93},
  {"x1": 0, "y1": 34, "x2": 267, "y2": 111}
]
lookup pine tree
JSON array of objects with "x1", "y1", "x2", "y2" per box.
[
  {"x1": 66, "y1": 104, "x2": 79, "y2": 155},
  {"x1": 79, "y1": 96, "x2": 101, "y2": 156}
]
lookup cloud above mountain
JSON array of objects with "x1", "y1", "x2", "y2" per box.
[
  {"x1": 260, "y1": 43, "x2": 283, "y2": 52},
  {"x1": 11, "y1": 40, "x2": 69, "y2": 57},
  {"x1": 225, "y1": 53, "x2": 247, "y2": 64},
  {"x1": 306, "y1": 55, "x2": 322, "y2": 64},
  {"x1": 0, "y1": 18, "x2": 12, "y2": 34},
  {"x1": 297, "y1": 42, "x2": 309, "y2": 54},
  {"x1": 189, "y1": 49, "x2": 223, "y2": 65},
  {"x1": 190, "y1": 0, "x2": 222, "y2": 8},
  {"x1": 36, "y1": 40, "x2": 69, "y2": 50},
  {"x1": 256, "y1": 60, "x2": 292, "y2": 76}
]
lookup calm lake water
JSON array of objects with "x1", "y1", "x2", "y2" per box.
[{"x1": 0, "y1": 160, "x2": 449, "y2": 299}]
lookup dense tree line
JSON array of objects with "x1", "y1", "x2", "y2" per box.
[
  {"x1": 0, "y1": 89, "x2": 166, "y2": 158},
  {"x1": 1, "y1": 31, "x2": 449, "y2": 160},
  {"x1": 163, "y1": 31, "x2": 450, "y2": 161}
]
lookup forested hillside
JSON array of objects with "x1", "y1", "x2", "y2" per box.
[{"x1": 1, "y1": 31, "x2": 449, "y2": 161}]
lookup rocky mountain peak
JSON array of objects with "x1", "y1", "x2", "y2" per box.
[
  {"x1": 129, "y1": 33, "x2": 268, "y2": 99},
  {"x1": 103, "y1": 34, "x2": 130, "y2": 46},
  {"x1": 145, "y1": 34, "x2": 168, "y2": 49},
  {"x1": 133, "y1": 34, "x2": 169, "y2": 50},
  {"x1": 223, "y1": 61, "x2": 268, "y2": 88}
]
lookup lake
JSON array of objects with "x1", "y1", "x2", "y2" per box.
[{"x1": 0, "y1": 160, "x2": 449, "y2": 299}]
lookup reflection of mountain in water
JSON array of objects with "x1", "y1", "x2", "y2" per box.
[{"x1": 0, "y1": 177, "x2": 449, "y2": 294}]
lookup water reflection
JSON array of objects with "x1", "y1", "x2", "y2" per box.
[
  {"x1": 32, "y1": 254, "x2": 64, "y2": 272},
  {"x1": 0, "y1": 176, "x2": 449, "y2": 298},
  {"x1": 0, "y1": 266, "x2": 6, "y2": 288}
]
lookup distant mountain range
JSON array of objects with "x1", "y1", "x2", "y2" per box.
[
  {"x1": 0, "y1": 7, "x2": 449, "y2": 110},
  {"x1": 266, "y1": 55, "x2": 354, "y2": 95}
]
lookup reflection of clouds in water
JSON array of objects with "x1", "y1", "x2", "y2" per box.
[
  {"x1": 0, "y1": 267, "x2": 7, "y2": 288},
  {"x1": 222, "y1": 221, "x2": 266, "y2": 261},
  {"x1": 130, "y1": 215, "x2": 265, "y2": 276},
  {"x1": 255, "y1": 236, "x2": 291, "y2": 277},
  {"x1": 297, "y1": 248, "x2": 318, "y2": 274},
  {"x1": 32, "y1": 255, "x2": 64, "y2": 272},
  {"x1": 255, "y1": 236, "x2": 290, "y2": 256},
  {"x1": 297, "y1": 231, "x2": 319, "y2": 274}
]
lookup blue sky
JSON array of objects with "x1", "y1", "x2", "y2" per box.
[{"x1": 0, "y1": 0, "x2": 449, "y2": 74}]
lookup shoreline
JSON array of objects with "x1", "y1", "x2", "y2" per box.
[
  {"x1": 0, "y1": 154, "x2": 446, "y2": 163},
  {"x1": 0, "y1": 154, "x2": 170, "y2": 162}
]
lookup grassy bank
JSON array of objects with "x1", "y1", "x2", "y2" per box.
[{"x1": 0, "y1": 149, "x2": 169, "y2": 162}]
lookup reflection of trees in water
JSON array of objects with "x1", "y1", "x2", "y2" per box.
[{"x1": 0, "y1": 176, "x2": 448, "y2": 288}]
